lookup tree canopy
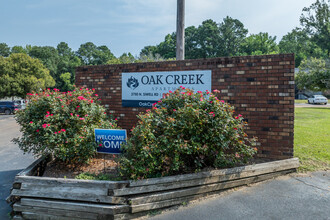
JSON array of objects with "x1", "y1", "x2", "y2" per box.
[
  {"x1": 141, "y1": 17, "x2": 249, "y2": 60},
  {"x1": 240, "y1": 32, "x2": 279, "y2": 55},
  {"x1": 76, "y1": 42, "x2": 115, "y2": 65},
  {"x1": 0, "y1": 0, "x2": 328, "y2": 95},
  {"x1": 278, "y1": 28, "x2": 326, "y2": 67},
  {"x1": 0, "y1": 53, "x2": 55, "y2": 98},
  {"x1": 218, "y1": 16, "x2": 248, "y2": 56},
  {"x1": 0, "y1": 43, "x2": 10, "y2": 57},
  {"x1": 300, "y1": 0, "x2": 330, "y2": 56},
  {"x1": 296, "y1": 57, "x2": 330, "y2": 91},
  {"x1": 140, "y1": 0, "x2": 329, "y2": 71}
]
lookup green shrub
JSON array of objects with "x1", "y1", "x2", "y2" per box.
[
  {"x1": 75, "y1": 172, "x2": 122, "y2": 181},
  {"x1": 120, "y1": 87, "x2": 257, "y2": 180},
  {"x1": 13, "y1": 87, "x2": 117, "y2": 163}
]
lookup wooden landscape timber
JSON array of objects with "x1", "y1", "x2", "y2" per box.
[
  {"x1": 16, "y1": 155, "x2": 51, "y2": 177},
  {"x1": 114, "y1": 158, "x2": 299, "y2": 196},
  {"x1": 8, "y1": 157, "x2": 299, "y2": 219}
]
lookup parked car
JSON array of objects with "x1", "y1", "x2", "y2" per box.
[
  {"x1": 14, "y1": 99, "x2": 27, "y2": 109},
  {"x1": 308, "y1": 95, "x2": 328, "y2": 105},
  {"x1": 0, "y1": 101, "x2": 20, "y2": 114}
]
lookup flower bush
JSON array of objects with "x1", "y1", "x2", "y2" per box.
[
  {"x1": 13, "y1": 87, "x2": 117, "y2": 163},
  {"x1": 120, "y1": 87, "x2": 257, "y2": 180}
]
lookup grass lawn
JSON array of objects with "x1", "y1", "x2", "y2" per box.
[
  {"x1": 295, "y1": 99, "x2": 307, "y2": 104},
  {"x1": 294, "y1": 107, "x2": 330, "y2": 171}
]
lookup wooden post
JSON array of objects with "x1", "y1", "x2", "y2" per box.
[{"x1": 176, "y1": 0, "x2": 185, "y2": 60}]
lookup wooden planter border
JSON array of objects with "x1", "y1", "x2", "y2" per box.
[{"x1": 8, "y1": 157, "x2": 299, "y2": 220}]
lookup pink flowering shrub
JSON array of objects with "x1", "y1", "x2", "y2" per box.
[
  {"x1": 13, "y1": 87, "x2": 117, "y2": 163},
  {"x1": 120, "y1": 87, "x2": 257, "y2": 180}
]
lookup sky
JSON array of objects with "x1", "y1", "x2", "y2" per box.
[{"x1": 0, "y1": 0, "x2": 316, "y2": 57}]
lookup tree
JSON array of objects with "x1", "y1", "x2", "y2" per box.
[
  {"x1": 57, "y1": 42, "x2": 74, "y2": 57},
  {"x1": 118, "y1": 52, "x2": 135, "y2": 63},
  {"x1": 140, "y1": 34, "x2": 176, "y2": 59},
  {"x1": 107, "y1": 52, "x2": 136, "y2": 64},
  {"x1": 138, "y1": 52, "x2": 166, "y2": 63},
  {"x1": 25, "y1": 45, "x2": 33, "y2": 54},
  {"x1": 140, "y1": 18, "x2": 248, "y2": 59},
  {"x1": 296, "y1": 57, "x2": 330, "y2": 91},
  {"x1": 28, "y1": 46, "x2": 59, "y2": 81},
  {"x1": 0, "y1": 43, "x2": 10, "y2": 57},
  {"x1": 239, "y1": 32, "x2": 279, "y2": 55},
  {"x1": 218, "y1": 16, "x2": 248, "y2": 56},
  {"x1": 279, "y1": 28, "x2": 326, "y2": 67},
  {"x1": 56, "y1": 42, "x2": 81, "y2": 90},
  {"x1": 76, "y1": 42, "x2": 115, "y2": 65},
  {"x1": 57, "y1": 42, "x2": 78, "y2": 76},
  {"x1": 156, "y1": 34, "x2": 176, "y2": 59},
  {"x1": 58, "y1": 72, "x2": 74, "y2": 91},
  {"x1": 11, "y1": 46, "x2": 28, "y2": 54},
  {"x1": 94, "y1": 45, "x2": 115, "y2": 65},
  {"x1": 300, "y1": 0, "x2": 330, "y2": 56},
  {"x1": 28, "y1": 43, "x2": 81, "y2": 91},
  {"x1": 0, "y1": 53, "x2": 55, "y2": 98},
  {"x1": 76, "y1": 42, "x2": 97, "y2": 65},
  {"x1": 193, "y1": 19, "x2": 221, "y2": 58},
  {"x1": 140, "y1": 46, "x2": 158, "y2": 57},
  {"x1": 184, "y1": 26, "x2": 199, "y2": 59}
]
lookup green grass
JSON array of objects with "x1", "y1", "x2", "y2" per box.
[
  {"x1": 294, "y1": 107, "x2": 330, "y2": 171},
  {"x1": 295, "y1": 99, "x2": 307, "y2": 104}
]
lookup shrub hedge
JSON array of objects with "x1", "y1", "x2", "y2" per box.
[
  {"x1": 13, "y1": 87, "x2": 117, "y2": 163},
  {"x1": 120, "y1": 87, "x2": 257, "y2": 180}
]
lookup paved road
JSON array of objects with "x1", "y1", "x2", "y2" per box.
[
  {"x1": 0, "y1": 115, "x2": 35, "y2": 220},
  {"x1": 295, "y1": 103, "x2": 329, "y2": 108},
  {"x1": 149, "y1": 171, "x2": 330, "y2": 220}
]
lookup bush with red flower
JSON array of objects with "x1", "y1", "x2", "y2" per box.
[
  {"x1": 120, "y1": 87, "x2": 257, "y2": 180},
  {"x1": 13, "y1": 87, "x2": 117, "y2": 163}
]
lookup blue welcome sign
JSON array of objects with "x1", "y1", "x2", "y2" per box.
[{"x1": 94, "y1": 129, "x2": 127, "y2": 154}]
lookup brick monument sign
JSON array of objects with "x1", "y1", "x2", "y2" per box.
[{"x1": 76, "y1": 54, "x2": 295, "y2": 160}]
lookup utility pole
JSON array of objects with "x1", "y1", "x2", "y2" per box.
[{"x1": 176, "y1": 0, "x2": 185, "y2": 60}]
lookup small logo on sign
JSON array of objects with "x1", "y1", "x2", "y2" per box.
[{"x1": 127, "y1": 76, "x2": 139, "y2": 90}]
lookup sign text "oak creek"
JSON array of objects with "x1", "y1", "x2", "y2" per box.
[{"x1": 141, "y1": 74, "x2": 204, "y2": 85}]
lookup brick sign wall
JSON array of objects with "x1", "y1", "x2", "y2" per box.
[{"x1": 76, "y1": 54, "x2": 295, "y2": 159}]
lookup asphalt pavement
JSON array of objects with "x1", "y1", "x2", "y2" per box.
[
  {"x1": 295, "y1": 103, "x2": 329, "y2": 108},
  {"x1": 0, "y1": 115, "x2": 35, "y2": 220},
  {"x1": 149, "y1": 171, "x2": 330, "y2": 220},
  {"x1": 0, "y1": 114, "x2": 329, "y2": 220}
]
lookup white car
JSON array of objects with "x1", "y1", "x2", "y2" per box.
[{"x1": 308, "y1": 95, "x2": 328, "y2": 105}]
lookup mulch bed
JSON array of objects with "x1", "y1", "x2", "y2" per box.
[
  {"x1": 42, "y1": 154, "x2": 275, "y2": 179},
  {"x1": 42, "y1": 153, "x2": 119, "y2": 179}
]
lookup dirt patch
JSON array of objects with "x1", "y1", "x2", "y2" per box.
[{"x1": 42, "y1": 153, "x2": 119, "y2": 179}]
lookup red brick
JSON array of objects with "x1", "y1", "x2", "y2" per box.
[{"x1": 76, "y1": 54, "x2": 294, "y2": 160}]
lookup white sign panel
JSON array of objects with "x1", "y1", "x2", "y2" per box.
[{"x1": 122, "y1": 70, "x2": 212, "y2": 107}]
